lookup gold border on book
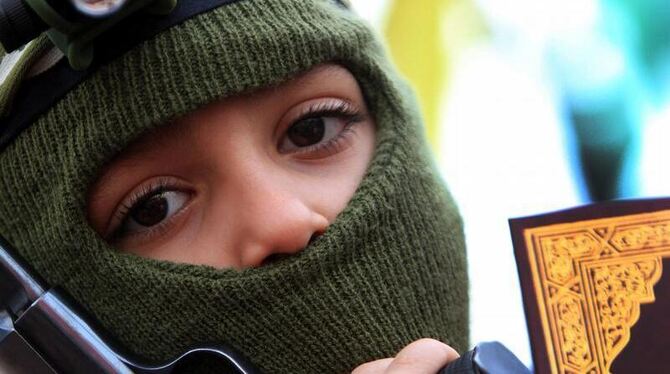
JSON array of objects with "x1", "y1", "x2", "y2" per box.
[{"x1": 523, "y1": 210, "x2": 670, "y2": 373}]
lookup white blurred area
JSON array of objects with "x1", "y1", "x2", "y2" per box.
[
  {"x1": 440, "y1": 1, "x2": 592, "y2": 364},
  {"x1": 640, "y1": 105, "x2": 670, "y2": 196},
  {"x1": 445, "y1": 0, "x2": 596, "y2": 364},
  {"x1": 439, "y1": 44, "x2": 580, "y2": 366},
  {"x1": 349, "y1": 0, "x2": 598, "y2": 367},
  {"x1": 348, "y1": 0, "x2": 389, "y2": 29}
]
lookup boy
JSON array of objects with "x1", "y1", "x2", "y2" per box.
[{"x1": 0, "y1": 0, "x2": 468, "y2": 372}]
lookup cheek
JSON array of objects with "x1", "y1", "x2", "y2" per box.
[
  {"x1": 307, "y1": 124, "x2": 376, "y2": 222},
  {"x1": 118, "y1": 205, "x2": 205, "y2": 260},
  {"x1": 314, "y1": 178, "x2": 360, "y2": 222}
]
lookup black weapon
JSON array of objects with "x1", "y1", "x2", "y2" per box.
[
  {"x1": 0, "y1": 0, "x2": 129, "y2": 53},
  {"x1": 0, "y1": 235, "x2": 259, "y2": 374},
  {"x1": 0, "y1": 0, "x2": 176, "y2": 70},
  {"x1": 442, "y1": 341, "x2": 531, "y2": 374},
  {"x1": 0, "y1": 234, "x2": 530, "y2": 374}
]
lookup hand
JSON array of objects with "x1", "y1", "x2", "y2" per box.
[{"x1": 352, "y1": 338, "x2": 460, "y2": 374}]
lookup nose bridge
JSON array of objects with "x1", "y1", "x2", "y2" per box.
[{"x1": 229, "y1": 158, "x2": 328, "y2": 268}]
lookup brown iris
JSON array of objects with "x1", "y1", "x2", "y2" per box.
[
  {"x1": 287, "y1": 118, "x2": 326, "y2": 147},
  {"x1": 130, "y1": 194, "x2": 168, "y2": 227}
]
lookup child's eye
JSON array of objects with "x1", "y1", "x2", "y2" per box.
[
  {"x1": 125, "y1": 191, "x2": 189, "y2": 231},
  {"x1": 108, "y1": 179, "x2": 192, "y2": 241},
  {"x1": 278, "y1": 99, "x2": 366, "y2": 156},
  {"x1": 281, "y1": 116, "x2": 347, "y2": 151}
]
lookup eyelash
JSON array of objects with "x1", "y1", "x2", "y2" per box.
[
  {"x1": 107, "y1": 177, "x2": 182, "y2": 241},
  {"x1": 281, "y1": 100, "x2": 366, "y2": 157}
]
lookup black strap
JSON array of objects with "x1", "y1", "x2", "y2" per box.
[{"x1": 0, "y1": 0, "x2": 350, "y2": 151}]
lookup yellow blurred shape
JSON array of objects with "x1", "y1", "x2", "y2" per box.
[{"x1": 384, "y1": 0, "x2": 488, "y2": 154}]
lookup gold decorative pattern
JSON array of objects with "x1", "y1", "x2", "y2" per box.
[{"x1": 524, "y1": 211, "x2": 670, "y2": 373}]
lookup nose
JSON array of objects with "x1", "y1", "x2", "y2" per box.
[{"x1": 235, "y1": 186, "x2": 330, "y2": 268}]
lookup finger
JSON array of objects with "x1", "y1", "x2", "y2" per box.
[
  {"x1": 385, "y1": 338, "x2": 460, "y2": 374},
  {"x1": 351, "y1": 358, "x2": 394, "y2": 374}
]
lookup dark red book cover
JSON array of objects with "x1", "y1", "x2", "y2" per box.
[{"x1": 510, "y1": 198, "x2": 670, "y2": 373}]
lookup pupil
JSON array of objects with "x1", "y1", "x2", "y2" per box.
[
  {"x1": 131, "y1": 194, "x2": 168, "y2": 227},
  {"x1": 288, "y1": 118, "x2": 325, "y2": 147}
]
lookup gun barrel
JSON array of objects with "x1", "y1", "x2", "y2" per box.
[
  {"x1": 14, "y1": 288, "x2": 133, "y2": 374},
  {"x1": 0, "y1": 237, "x2": 46, "y2": 317},
  {"x1": 0, "y1": 236, "x2": 259, "y2": 373}
]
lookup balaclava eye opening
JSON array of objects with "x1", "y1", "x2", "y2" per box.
[{"x1": 0, "y1": 1, "x2": 469, "y2": 373}]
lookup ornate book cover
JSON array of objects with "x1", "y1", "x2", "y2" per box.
[{"x1": 510, "y1": 199, "x2": 670, "y2": 374}]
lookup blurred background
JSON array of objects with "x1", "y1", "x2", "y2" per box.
[{"x1": 350, "y1": 0, "x2": 670, "y2": 367}]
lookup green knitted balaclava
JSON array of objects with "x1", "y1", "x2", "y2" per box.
[{"x1": 0, "y1": 0, "x2": 468, "y2": 372}]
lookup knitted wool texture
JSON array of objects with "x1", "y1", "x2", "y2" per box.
[{"x1": 0, "y1": 0, "x2": 469, "y2": 373}]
